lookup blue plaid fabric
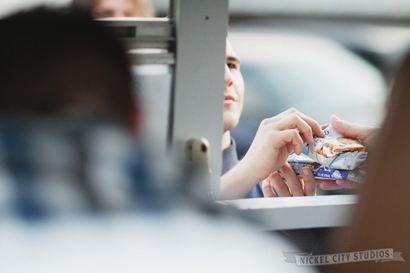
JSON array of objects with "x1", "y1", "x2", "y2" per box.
[{"x1": 0, "y1": 117, "x2": 172, "y2": 220}]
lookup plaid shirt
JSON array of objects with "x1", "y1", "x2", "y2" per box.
[{"x1": 0, "y1": 117, "x2": 173, "y2": 220}]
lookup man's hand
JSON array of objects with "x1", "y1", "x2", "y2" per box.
[
  {"x1": 261, "y1": 115, "x2": 376, "y2": 196},
  {"x1": 220, "y1": 108, "x2": 323, "y2": 200},
  {"x1": 317, "y1": 115, "x2": 377, "y2": 191},
  {"x1": 318, "y1": 180, "x2": 357, "y2": 190},
  {"x1": 261, "y1": 165, "x2": 316, "y2": 197},
  {"x1": 240, "y1": 108, "x2": 323, "y2": 183}
]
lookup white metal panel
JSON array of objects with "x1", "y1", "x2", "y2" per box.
[
  {"x1": 171, "y1": 0, "x2": 228, "y2": 198},
  {"x1": 221, "y1": 195, "x2": 357, "y2": 230}
]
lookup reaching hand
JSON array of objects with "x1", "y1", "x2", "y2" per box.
[
  {"x1": 220, "y1": 108, "x2": 323, "y2": 200},
  {"x1": 317, "y1": 115, "x2": 377, "y2": 191},
  {"x1": 330, "y1": 115, "x2": 376, "y2": 146},
  {"x1": 240, "y1": 108, "x2": 324, "y2": 183},
  {"x1": 261, "y1": 164, "x2": 317, "y2": 197}
]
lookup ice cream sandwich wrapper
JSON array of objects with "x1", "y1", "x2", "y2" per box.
[
  {"x1": 288, "y1": 153, "x2": 364, "y2": 183},
  {"x1": 303, "y1": 125, "x2": 367, "y2": 170}
]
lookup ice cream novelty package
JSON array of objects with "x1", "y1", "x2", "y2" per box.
[{"x1": 288, "y1": 125, "x2": 367, "y2": 182}]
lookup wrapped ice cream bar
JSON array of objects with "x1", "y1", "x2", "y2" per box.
[
  {"x1": 288, "y1": 154, "x2": 364, "y2": 183},
  {"x1": 303, "y1": 125, "x2": 367, "y2": 170}
]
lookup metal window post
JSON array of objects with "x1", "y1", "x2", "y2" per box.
[
  {"x1": 170, "y1": 0, "x2": 228, "y2": 198},
  {"x1": 103, "y1": 0, "x2": 229, "y2": 199}
]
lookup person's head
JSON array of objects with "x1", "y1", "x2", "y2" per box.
[
  {"x1": 326, "y1": 53, "x2": 410, "y2": 273},
  {"x1": 223, "y1": 39, "x2": 245, "y2": 133},
  {"x1": 72, "y1": 0, "x2": 154, "y2": 18},
  {"x1": 0, "y1": 7, "x2": 136, "y2": 129}
]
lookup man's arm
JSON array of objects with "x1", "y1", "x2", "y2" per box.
[
  {"x1": 219, "y1": 108, "x2": 323, "y2": 200},
  {"x1": 220, "y1": 158, "x2": 262, "y2": 200},
  {"x1": 260, "y1": 115, "x2": 377, "y2": 195}
]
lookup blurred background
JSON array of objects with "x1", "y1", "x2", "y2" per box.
[
  {"x1": 2, "y1": 0, "x2": 410, "y2": 158},
  {"x1": 1, "y1": 1, "x2": 410, "y2": 271},
  {"x1": 155, "y1": 0, "x2": 410, "y2": 157}
]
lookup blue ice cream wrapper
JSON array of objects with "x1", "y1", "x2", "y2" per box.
[{"x1": 288, "y1": 153, "x2": 364, "y2": 183}]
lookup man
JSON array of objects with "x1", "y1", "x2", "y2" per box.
[
  {"x1": 72, "y1": 0, "x2": 154, "y2": 18},
  {"x1": 218, "y1": 40, "x2": 377, "y2": 200},
  {"x1": 219, "y1": 40, "x2": 325, "y2": 200}
]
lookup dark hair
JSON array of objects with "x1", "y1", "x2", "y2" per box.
[
  {"x1": 0, "y1": 7, "x2": 136, "y2": 127},
  {"x1": 325, "y1": 53, "x2": 410, "y2": 273},
  {"x1": 71, "y1": 0, "x2": 98, "y2": 10}
]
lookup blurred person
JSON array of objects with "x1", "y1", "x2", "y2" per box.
[
  {"x1": 0, "y1": 7, "x2": 145, "y2": 215},
  {"x1": 0, "y1": 7, "x2": 317, "y2": 273},
  {"x1": 71, "y1": 0, "x2": 154, "y2": 18},
  {"x1": 219, "y1": 40, "x2": 325, "y2": 200},
  {"x1": 323, "y1": 51, "x2": 410, "y2": 273},
  {"x1": 0, "y1": 7, "x2": 136, "y2": 129}
]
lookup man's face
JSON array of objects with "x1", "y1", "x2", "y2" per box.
[
  {"x1": 93, "y1": 0, "x2": 136, "y2": 18},
  {"x1": 223, "y1": 40, "x2": 245, "y2": 133}
]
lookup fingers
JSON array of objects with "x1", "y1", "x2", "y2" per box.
[
  {"x1": 270, "y1": 172, "x2": 291, "y2": 197},
  {"x1": 280, "y1": 163, "x2": 304, "y2": 196},
  {"x1": 268, "y1": 167, "x2": 317, "y2": 197},
  {"x1": 300, "y1": 167, "x2": 316, "y2": 196},
  {"x1": 274, "y1": 114, "x2": 315, "y2": 145},
  {"x1": 330, "y1": 115, "x2": 360, "y2": 138},
  {"x1": 289, "y1": 108, "x2": 324, "y2": 138},
  {"x1": 318, "y1": 180, "x2": 344, "y2": 190},
  {"x1": 279, "y1": 108, "x2": 324, "y2": 138},
  {"x1": 277, "y1": 129, "x2": 304, "y2": 155},
  {"x1": 318, "y1": 179, "x2": 360, "y2": 190},
  {"x1": 261, "y1": 178, "x2": 276, "y2": 197},
  {"x1": 336, "y1": 180, "x2": 359, "y2": 189},
  {"x1": 263, "y1": 108, "x2": 323, "y2": 145},
  {"x1": 330, "y1": 115, "x2": 375, "y2": 145}
]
